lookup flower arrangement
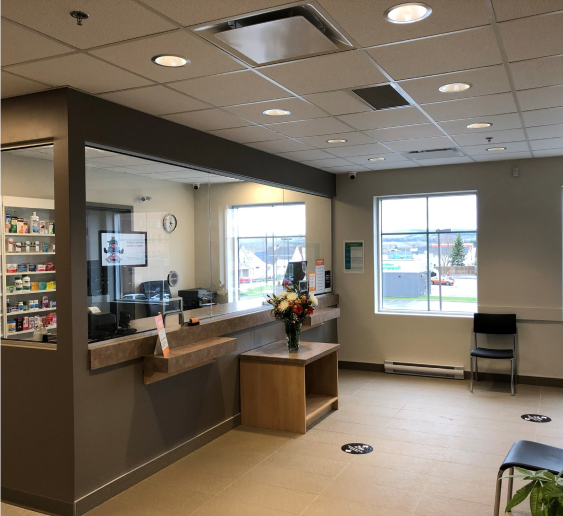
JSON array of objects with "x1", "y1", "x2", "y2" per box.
[{"x1": 267, "y1": 284, "x2": 318, "y2": 351}]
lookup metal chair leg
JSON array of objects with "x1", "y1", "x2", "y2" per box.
[
  {"x1": 470, "y1": 356, "x2": 474, "y2": 393},
  {"x1": 507, "y1": 467, "x2": 514, "y2": 511},
  {"x1": 511, "y1": 359, "x2": 515, "y2": 396},
  {"x1": 494, "y1": 469, "x2": 503, "y2": 516},
  {"x1": 475, "y1": 357, "x2": 479, "y2": 381}
]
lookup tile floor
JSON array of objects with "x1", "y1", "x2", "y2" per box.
[{"x1": 3, "y1": 370, "x2": 563, "y2": 516}]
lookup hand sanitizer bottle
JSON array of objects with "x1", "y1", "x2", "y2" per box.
[{"x1": 31, "y1": 212, "x2": 40, "y2": 233}]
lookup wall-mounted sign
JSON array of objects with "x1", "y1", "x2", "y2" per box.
[
  {"x1": 344, "y1": 241, "x2": 364, "y2": 274},
  {"x1": 154, "y1": 314, "x2": 169, "y2": 357},
  {"x1": 314, "y1": 258, "x2": 325, "y2": 294},
  {"x1": 341, "y1": 443, "x2": 373, "y2": 454},
  {"x1": 521, "y1": 414, "x2": 551, "y2": 423}
]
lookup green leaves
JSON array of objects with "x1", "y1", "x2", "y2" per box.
[
  {"x1": 505, "y1": 469, "x2": 563, "y2": 516},
  {"x1": 506, "y1": 482, "x2": 535, "y2": 512}
]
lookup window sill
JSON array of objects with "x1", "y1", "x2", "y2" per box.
[{"x1": 376, "y1": 310, "x2": 474, "y2": 319}]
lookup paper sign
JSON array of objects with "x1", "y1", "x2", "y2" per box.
[
  {"x1": 344, "y1": 241, "x2": 364, "y2": 274},
  {"x1": 154, "y1": 313, "x2": 169, "y2": 356},
  {"x1": 315, "y1": 259, "x2": 325, "y2": 294},
  {"x1": 308, "y1": 271, "x2": 316, "y2": 292}
]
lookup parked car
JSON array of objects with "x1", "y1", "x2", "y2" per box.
[
  {"x1": 239, "y1": 277, "x2": 251, "y2": 284},
  {"x1": 431, "y1": 276, "x2": 455, "y2": 286}
]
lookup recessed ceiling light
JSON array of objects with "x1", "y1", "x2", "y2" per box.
[
  {"x1": 467, "y1": 122, "x2": 493, "y2": 129},
  {"x1": 486, "y1": 147, "x2": 506, "y2": 151},
  {"x1": 439, "y1": 83, "x2": 472, "y2": 93},
  {"x1": 385, "y1": 3, "x2": 432, "y2": 23},
  {"x1": 263, "y1": 109, "x2": 291, "y2": 116},
  {"x1": 368, "y1": 157, "x2": 386, "y2": 161},
  {"x1": 151, "y1": 55, "x2": 189, "y2": 67},
  {"x1": 327, "y1": 139, "x2": 348, "y2": 143}
]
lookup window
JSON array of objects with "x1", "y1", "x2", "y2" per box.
[
  {"x1": 377, "y1": 193, "x2": 477, "y2": 314},
  {"x1": 227, "y1": 203, "x2": 306, "y2": 302}
]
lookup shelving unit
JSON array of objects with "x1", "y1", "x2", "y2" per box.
[{"x1": 2, "y1": 196, "x2": 56, "y2": 340}]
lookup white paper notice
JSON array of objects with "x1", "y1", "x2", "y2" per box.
[{"x1": 315, "y1": 259, "x2": 325, "y2": 294}]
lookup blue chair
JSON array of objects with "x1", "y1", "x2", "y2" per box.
[{"x1": 470, "y1": 313, "x2": 517, "y2": 395}]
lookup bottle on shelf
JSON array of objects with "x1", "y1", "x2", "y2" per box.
[
  {"x1": 33, "y1": 321, "x2": 47, "y2": 341},
  {"x1": 31, "y1": 212, "x2": 39, "y2": 233}
]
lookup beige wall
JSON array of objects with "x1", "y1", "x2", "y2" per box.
[
  {"x1": 333, "y1": 156, "x2": 563, "y2": 379},
  {"x1": 193, "y1": 181, "x2": 332, "y2": 298}
]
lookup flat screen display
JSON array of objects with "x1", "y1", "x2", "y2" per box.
[{"x1": 99, "y1": 231, "x2": 147, "y2": 267}]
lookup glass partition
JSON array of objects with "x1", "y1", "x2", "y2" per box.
[
  {"x1": 84, "y1": 146, "x2": 332, "y2": 343},
  {"x1": 1, "y1": 145, "x2": 57, "y2": 344}
]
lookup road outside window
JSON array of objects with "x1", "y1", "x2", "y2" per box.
[{"x1": 378, "y1": 194, "x2": 477, "y2": 314}]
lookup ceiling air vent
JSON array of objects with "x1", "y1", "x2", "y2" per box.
[
  {"x1": 352, "y1": 85, "x2": 410, "y2": 110},
  {"x1": 405, "y1": 148, "x2": 464, "y2": 159},
  {"x1": 191, "y1": 4, "x2": 354, "y2": 66}
]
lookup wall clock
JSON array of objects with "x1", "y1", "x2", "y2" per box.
[{"x1": 163, "y1": 214, "x2": 177, "y2": 233}]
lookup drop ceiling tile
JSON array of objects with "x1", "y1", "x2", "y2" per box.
[
  {"x1": 297, "y1": 132, "x2": 375, "y2": 149},
  {"x1": 322, "y1": 165, "x2": 371, "y2": 173},
  {"x1": 209, "y1": 125, "x2": 285, "y2": 144},
  {"x1": 510, "y1": 55, "x2": 563, "y2": 90},
  {"x1": 1, "y1": 19, "x2": 73, "y2": 66},
  {"x1": 499, "y1": 12, "x2": 563, "y2": 62},
  {"x1": 533, "y1": 149, "x2": 563, "y2": 157},
  {"x1": 527, "y1": 124, "x2": 563, "y2": 140},
  {"x1": 399, "y1": 65, "x2": 511, "y2": 105},
  {"x1": 167, "y1": 70, "x2": 290, "y2": 107},
  {"x1": 223, "y1": 98, "x2": 326, "y2": 124},
  {"x1": 6, "y1": 54, "x2": 152, "y2": 94},
  {"x1": 530, "y1": 138, "x2": 563, "y2": 151},
  {"x1": 1, "y1": 71, "x2": 49, "y2": 98},
  {"x1": 162, "y1": 108, "x2": 252, "y2": 131},
  {"x1": 327, "y1": 142, "x2": 389, "y2": 158},
  {"x1": 277, "y1": 149, "x2": 335, "y2": 162},
  {"x1": 338, "y1": 106, "x2": 428, "y2": 131},
  {"x1": 517, "y1": 85, "x2": 563, "y2": 112},
  {"x1": 366, "y1": 27, "x2": 502, "y2": 81},
  {"x1": 87, "y1": 155, "x2": 156, "y2": 167},
  {"x1": 439, "y1": 113, "x2": 522, "y2": 135},
  {"x1": 422, "y1": 93, "x2": 517, "y2": 122},
  {"x1": 265, "y1": 117, "x2": 352, "y2": 138},
  {"x1": 347, "y1": 153, "x2": 410, "y2": 165},
  {"x1": 417, "y1": 157, "x2": 474, "y2": 166},
  {"x1": 386, "y1": 136, "x2": 453, "y2": 152},
  {"x1": 491, "y1": 0, "x2": 563, "y2": 21},
  {"x1": 472, "y1": 151, "x2": 532, "y2": 161},
  {"x1": 259, "y1": 51, "x2": 387, "y2": 96},
  {"x1": 302, "y1": 157, "x2": 353, "y2": 168},
  {"x1": 523, "y1": 107, "x2": 563, "y2": 127},
  {"x1": 362, "y1": 161, "x2": 421, "y2": 170},
  {"x1": 247, "y1": 139, "x2": 313, "y2": 153},
  {"x1": 463, "y1": 141, "x2": 530, "y2": 155},
  {"x1": 1, "y1": 0, "x2": 175, "y2": 49},
  {"x1": 114, "y1": 163, "x2": 187, "y2": 174},
  {"x1": 140, "y1": 0, "x2": 288, "y2": 26},
  {"x1": 365, "y1": 123, "x2": 444, "y2": 142},
  {"x1": 452, "y1": 128, "x2": 527, "y2": 147},
  {"x1": 303, "y1": 90, "x2": 371, "y2": 116},
  {"x1": 317, "y1": 0, "x2": 489, "y2": 48},
  {"x1": 89, "y1": 30, "x2": 244, "y2": 83},
  {"x1": 99, "y1": 85, "x2": 209, "y2": 115}
]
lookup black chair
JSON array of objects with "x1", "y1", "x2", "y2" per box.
[
  {"x1": 470, "y1": 313, "x2": 517, "y2": 395},
  {"x1": 494, "y1": 440, "x2": 563, "y2": 516}
]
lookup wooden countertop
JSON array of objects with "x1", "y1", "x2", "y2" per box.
[{"x1": 240, "y1": 341, "x2": 340, "y2": 365}]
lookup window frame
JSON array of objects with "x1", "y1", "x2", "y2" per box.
[{"x1": 374, "y1": 191, "x2": 478, "y2": 317}]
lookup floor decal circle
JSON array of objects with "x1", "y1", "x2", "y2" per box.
[
  {"x1": 341, "y1": 443, "x2": 373, "y2": 454},
  {"x1": 521, "y1": 414, "x2": 551, "y2": 423}
]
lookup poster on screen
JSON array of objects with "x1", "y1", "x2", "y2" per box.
[{"x1": 99, "y1": 231, "x2": 148, "y2": 267}]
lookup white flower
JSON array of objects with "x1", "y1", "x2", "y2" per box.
[
  {"x1": 286, "y1": 292, "x2": 298, "y2": 302},
  {"x1": 278, "y1": 291, "x2": 287, "y2": 298},
  {"x1": 278, "y1": 300, "x2": 289, "y2": 311},
  {"x1": 309, "y1": 293, "x2": 318, "y2": 306}
]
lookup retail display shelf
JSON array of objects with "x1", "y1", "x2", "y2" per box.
[
  {"x1": 6, "y1": 307, "x2": 57, "y2": 316},
  {"x1": 5, "y1": 252, "x2": 55, "y2": 256},
  {"x1": 8, "y1": 289, "x2": 56, "y2": 296},
  {"x1": 6, "y1": 271, "x2": 56, "y2": 275},
  {"x1": 3, "y1": 233, "x2": 55, "y2": 237},
  {"x1": 6, "y1": 325, "x2": 57, "y2": 336}
]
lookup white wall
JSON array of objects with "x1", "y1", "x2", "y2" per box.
[{"x1": 333, "y1": 156, "x2": 563, "y2": 379}]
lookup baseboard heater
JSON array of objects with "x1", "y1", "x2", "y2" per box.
[{"x1": 384, "y1": 360, "x2": 464, "y2": 380}]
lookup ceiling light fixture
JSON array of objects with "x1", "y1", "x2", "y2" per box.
[
  {"x1": 327, "y1": 139, "x2": 348, "y2": 143},
  {"x1": 151, "y1": 55, "x2": 189, "y2": 67},
  {"x1": 439, "y1": 83, "x2": 472, "y2": 93},
  {"x1": 385, "y1": 3, "x2": 432, "y2": 23},
  {"x1": 467, "y1": 122, "x2": 493, "y2": 129},
  {"x1": 486, "y1": 147, "x2": 506, "y2": 151},
  {"x1": 368, "y1": 157, "x2": 386, "y2": 161},
  {"x1": 263, "y1": 109, "x2": 291, "y2": 116}
]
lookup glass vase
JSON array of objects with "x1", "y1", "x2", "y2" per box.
[{"x1": 285, "y1": 320, "x2": 302, "y2": 352}]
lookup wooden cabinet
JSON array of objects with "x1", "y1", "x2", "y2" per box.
[{"x1": 240, "y1": 341, "x2": 339, "y2": 433}]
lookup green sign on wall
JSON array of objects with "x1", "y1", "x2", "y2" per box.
[{"x1": 344, "y1": 241, "x2": 364, "y2": 273}]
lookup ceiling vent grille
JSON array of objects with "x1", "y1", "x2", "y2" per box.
[
  {"x1": 405, "y1": 148, "x2": 463, "y2": 159},
  {"x1": 352, "y1": 85, "x2": 410, "y2": 110},
  {"x1": 192, "y1": 4, "x2": 354, "y2": 66}
]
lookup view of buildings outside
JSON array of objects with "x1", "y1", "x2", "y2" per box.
[{"x1": 379, "y1": 194, "x2": 477, "y2": 313}]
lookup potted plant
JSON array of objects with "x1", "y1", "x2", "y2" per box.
[
  {"x1": 267, "y1": 285, "x2": 318, "y2": 352},
  {"x1": 504, "y1": 468, "x2": 563, "y2": 515}
]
